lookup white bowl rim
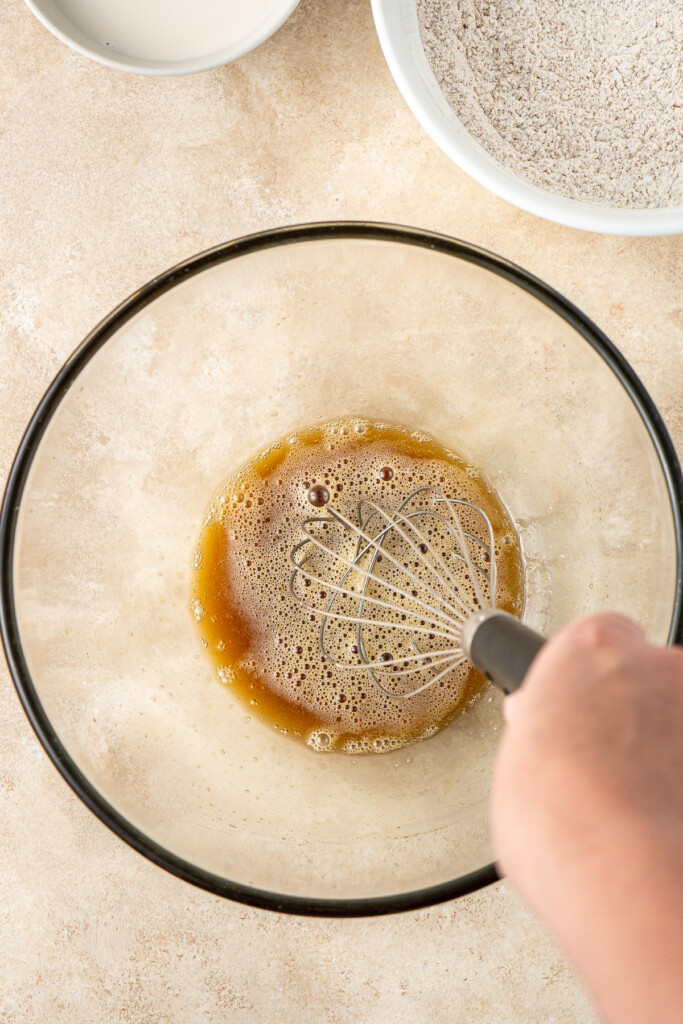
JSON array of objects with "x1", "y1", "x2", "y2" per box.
[
  {"x1": 23, "y1": 0, "x2": 300, "y2": 76},
  {"x1": 371, "y1": 0, "x2": 683, "y2": 236}
]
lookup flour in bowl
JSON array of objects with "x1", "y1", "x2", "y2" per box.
[{"x1": 417, "y1": 0, "x2": 683, "y2": 208}]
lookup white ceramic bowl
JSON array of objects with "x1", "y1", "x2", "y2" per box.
[
  {"x1": 372, "y1": 0, "x2": 683, "y2": 236},
  {"x1": 23, "y1": 0, "x2": 300, "y2": 76}
]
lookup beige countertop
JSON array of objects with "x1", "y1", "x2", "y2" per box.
[{"x1": 2, "y1": 0, "x2": 682, "y2": 1020}]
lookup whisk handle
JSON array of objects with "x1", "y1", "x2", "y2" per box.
[{"x1": 464, "y1": 610, "x2": 546, "y2": 695}]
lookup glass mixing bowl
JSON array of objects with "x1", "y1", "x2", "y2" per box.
[{"x1": 2, "y1": 223, "x2": 682, "y2": 916}]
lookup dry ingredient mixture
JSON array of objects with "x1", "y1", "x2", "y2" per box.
[
  {"x1": 192, "y1": 420, "x2": 524, "y2": 755},
  {"x1": 417, "y1": 0, "x2": 683, "y2": 208}
]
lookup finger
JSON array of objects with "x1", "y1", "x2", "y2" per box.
[
  {"x1": 588, "y1": 612, "x2": 646, "y2": 642},
  {"x1": 502, "y1": 692, "x2": 521, "y2": 723},
  {"x1": 577, "y1": 610, "x2": 647, "y2": 643},
  {"x1": 502, "y1": 612, "x2": 646, "y2": 721}
]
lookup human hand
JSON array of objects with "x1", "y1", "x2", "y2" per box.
[{"x1": 491, "y1": 613, "x2": 683, "y2": 1024}]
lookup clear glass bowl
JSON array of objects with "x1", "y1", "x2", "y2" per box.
[{"x1": 2, "y1": 224, "x2": 682, "y2": 915}]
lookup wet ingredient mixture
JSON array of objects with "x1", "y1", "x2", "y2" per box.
[{"x1": 192, "y1": 420, "x2": 524, "y2": 754}]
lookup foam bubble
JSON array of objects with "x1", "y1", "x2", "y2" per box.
[{"x1": 308, "y1": 730, "x2": 335, "y2": 751}]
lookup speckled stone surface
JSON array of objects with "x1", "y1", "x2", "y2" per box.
[{"x1": 2, "y1": 0, "x2": 682, "y2": 1020}]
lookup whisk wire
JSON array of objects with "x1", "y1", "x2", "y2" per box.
[
  {"x1": 290, "y1": 544, "x2": 464, "y2": 639},
  {"x1": 293, "y1": 509, "x2": 470, "y2": 631},
  {"x1": 290, "y1": 487, "x2": 497, "y2": 700},
  {"x1": 317, "y1": 501, "x2": 471, "y2": 624},
  {"x1": 378, "y1": 654, "x2": 469, "y2": 699},
  {"x1": 356, "y1": 495, "x2": 488, "y2": 622},
  {"x1": 329, "y1": 648, "x2": 465, "y2": 675},
  {"x1": 350, "y1": 496, "x2": 472, "y2": 694},
  {"x1": 435, "y1": 494, "x2": 496, "y2": 604}
]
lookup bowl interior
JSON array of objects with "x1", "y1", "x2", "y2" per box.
[
  {"x1": 6, "y1": 227, "x2": 680, "y2": 908},
  {"x1": 371, "y1": 0, "x2": 683, "y2": 236}
]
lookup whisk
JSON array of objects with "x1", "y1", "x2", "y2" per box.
[{"x1": 290, "y1": 485, "x2": 545, "y2": 696}]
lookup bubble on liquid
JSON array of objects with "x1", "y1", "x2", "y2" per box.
[
  {"x1": 308, "y1": 730, "x2": 334, "y2": 751},
  {"x1": 308, "y1": 484, "x2": 330, "y2": 507}
]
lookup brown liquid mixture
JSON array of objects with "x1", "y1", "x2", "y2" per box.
[{"x1": 192, "y1": 421, "x2": 524, "y2": 753}]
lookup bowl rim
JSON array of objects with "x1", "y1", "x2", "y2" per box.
[
  {"x1": 2, "y1": 221, "x2": 682, "y2": 917},
  {"x1": 22, "y1": 0, "x2": 300, "y2": 76},
  {"x1": 371, "y1": 0, "x2": 683, "y2": 236}
]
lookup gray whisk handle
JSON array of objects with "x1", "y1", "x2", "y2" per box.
[{"x1": 463, "y1": 610, "x2": 546, "y2": 695}]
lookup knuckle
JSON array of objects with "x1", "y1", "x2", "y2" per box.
[{"x1": 569, "y1": 614, "x2": 620, "y2": 653}]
